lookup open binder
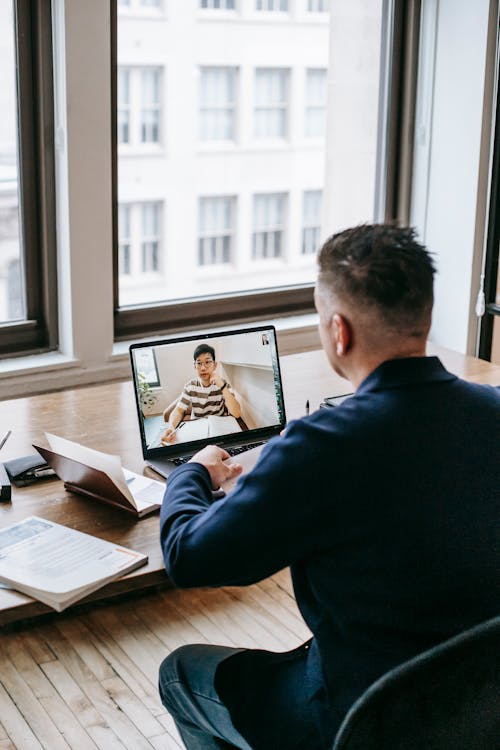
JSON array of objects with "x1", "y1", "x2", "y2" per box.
[{"x1": 34, "y1": 434, "x2": 164, "y2": 518}]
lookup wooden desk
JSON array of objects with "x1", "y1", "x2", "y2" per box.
[{"x1": 1, "y1": 344, "x2": 498, "y2": 625}]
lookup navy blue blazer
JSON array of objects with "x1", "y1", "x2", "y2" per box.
[{"x1": 160, "y1": 357, "x2": 500, "y2": 746}]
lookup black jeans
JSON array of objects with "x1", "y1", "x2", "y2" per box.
[{"x1": 158, "y1": 642, "x2": 324, "y2": 750}]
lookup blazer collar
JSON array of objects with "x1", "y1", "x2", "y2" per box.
[{"x1": 357, "y1": 356, "x2": 456, "y2": 395}]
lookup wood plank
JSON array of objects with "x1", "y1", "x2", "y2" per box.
[
  {"x1": 55, "y1": 617, "x2": 116, "y2": 682},
  {"x1": 148, "y1": 732, "x2": 182, "y2": 750},
  {"x1": 80, "y1": 608, "x2": 162, "y2": 686},
  {"x1": 100, "y1": 676, "x2": 165, "y2": 739},
  {"x1": 0, "y1": 684, "x2": 43, "y2": 750},
  {"x1": 0, "y1": 650, "x2": 71, "y2": 750},
  {"x1": 1, "y1": 633, "x2": 100, "y2": 750},
  {"x1": 126, "y1": 591, "x2": 208, "y2": 652},
  {"x1": 224, "y1": 584, "x2": 309, "y2": 647},
  {"x1": 79, "y1": 611, "x2": 167, "y2": 718},
  {"x1": 41, "y1": 659, "x2": 124, "y2": 750}
]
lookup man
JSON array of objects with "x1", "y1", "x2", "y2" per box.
[
  {"x1": 162, "y1": 343, "x2": 241, "y2": 444},
  {"x1": 158, "y1": 224, "x2": 500, "y2": 749}
]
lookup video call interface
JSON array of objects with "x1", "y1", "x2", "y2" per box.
[{"x1": 131, "y1": 328, "x2": 285, "y2": 453}]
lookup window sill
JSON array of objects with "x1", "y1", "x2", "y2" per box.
[{"x1": 0, "y1": 314, "x2": 320, "y2": 399}]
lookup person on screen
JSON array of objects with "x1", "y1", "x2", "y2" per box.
[
  {"x1": 157, "y1": 224, "x2": 499, "y2": 750},
  {"x1": 161, "y1": 344, "x2": 241, "y2": 444}
]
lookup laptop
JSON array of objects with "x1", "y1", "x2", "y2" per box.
[{"x1": 130, "y1": 325, "x2": 287, "y2": 482}]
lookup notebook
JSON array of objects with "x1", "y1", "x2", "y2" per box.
[{"x1": 130, "y1": 325, "x2": 287, "y2": 480}]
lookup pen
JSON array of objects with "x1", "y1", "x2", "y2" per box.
[
  {"x1": 305, "y1": 400, "x2": 310, "y2": 417},
  {"x1": 161, "y1": 422, "x2": 185, "y2": 445},
  {"x1": 0, "y1": 430, "x2": 11, "y2": 451}
]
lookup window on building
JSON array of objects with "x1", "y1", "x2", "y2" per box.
[
  {"x1": 307, "y1": 0, "x2": 329, "y2": 12},
  {"x1": 141, "y1": 203, "x2": 161, "y2": 272},
  {"x1": 256, "y1": 0, "x2": 288, "y2": 11},
  {"x1": 302, "y1": 191, "x2": 322, "y2": 255},
  {"x1": 141, "y1": 69, "x2": 161, "y2": 143},
  {"x1": 252, "y1": 194, "x2": 286, "y2": 259},
  {"x1": 305, "y1": 69, "x2": 327, "y2": 138},
  {"x1": 200, "y1": 0, "x2": 236, "y2": 8},
  {"x1": 117, "y1": 67, "x2": 162, "y2": 146},
  {"x1": 118, "y1": 0, "x2": 162, "y2": 10},
  {"x1": 198, "y1": 197, "x2": 235, "y2": 266},
  {"x1": 118, "y1": 205, "x2": 132, "y2": 275},
  {"x1": 199, "y1": 67, "x2": 237, "y2": 141},
  {"x1": 0, "y1": 1, "x2": 56, "y2": 357},
  {"x1": 255, "y1": 69, "x2": 288, "y2": 139},
  {"x1": 118, "y1": 202, "x2": 161, "y2": 278},
  {"x1": 118, "y1": 69, "x2": 130, "y2": 144}
]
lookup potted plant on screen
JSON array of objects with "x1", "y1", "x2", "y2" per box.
[{"x1": 138, "y1": 372, "x2": 158, "y2": 416}]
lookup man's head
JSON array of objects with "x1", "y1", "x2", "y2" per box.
[
  {"x1": 193, "y1": 344, "x2": 217, "y2": 385},
  {"x1": 315, "y1": 224, "x2": 436, "y2": 382}
]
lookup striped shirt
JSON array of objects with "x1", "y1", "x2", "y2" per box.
[{"x1": 179, "y1": 379, "x2": 232, "y2": 419}]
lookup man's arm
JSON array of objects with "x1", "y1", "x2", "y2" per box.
[
  {"x1": 210, "y1": 367, "x2": 241, "y2": 418},
  {"x1": 159, "y1": 419, "x2": 336, "y2": 588},
  {"x1": 220, "y1": 385, "x2": 241, "y2": 418}
]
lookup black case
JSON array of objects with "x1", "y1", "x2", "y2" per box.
[{"x1": 3, "y1": 453, "x2": 56, "y2": 487}]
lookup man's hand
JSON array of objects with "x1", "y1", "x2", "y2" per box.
[
  {"x1": 189, "y1": 445, "x2": 242, "y2": 490},
  {"x1": 161, "y1": 426, "x2": 176, "y2": 444},
  {"x1": 209, "y1": 364, "x2": 225, "y2": 389}
]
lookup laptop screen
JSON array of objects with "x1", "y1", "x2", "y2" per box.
[{"x1": 130, "y1": 325, "x2": 286, "y2": 462}]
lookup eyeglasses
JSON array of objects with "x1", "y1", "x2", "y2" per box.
[{"x1": 195, "y1": 359, "x2": 215, "y2": 368}]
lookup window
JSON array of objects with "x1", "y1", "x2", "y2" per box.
[
  {"x1": 255, "y1": 69, "x2": 288, "y2": 139},
  {"x1": 117, "y1": 67, "x2": 162, "y2": 147},
  {"x1": 141, "y1": 203, "x2": 161, "y2": 272},
  {"x1": 118, "y1": 0, "x2": 162, "y2": 10},
  {"x1": 200, "y1": 0, "x2": 236, "y2": 8},
  {"x1": 134, "y1": 347, "x2": 160, "y2": 387},
  {"x1": 141, "y1": 69, "x2": 161, "y2": 143},
  {"x1": 307, "y1": 0, "x2": 329, "y2": 12},
  {"x1": 118, "y1": 202, "x2": 161, "y2": 279},
  {"x1": 305, "y1": 69, "x2": 327, "y2": 138},
  {"x1": 118, "y1": 205, "x2": 132, "y2": 275},
  {"x1": 252, "y1": 194, "x2": 286, "y2": 259},
  {"x1": 118, "y1": 69, "x2": 130, "y2": 144},
  {"x1": 199, "y1": 67, "x2": 237, "y2": 141},
  {"x1": 256, "y1": 0, "x2": 288, "y2": 11},
  {"x1": 302, "y1": 191, "x2": 322, "y2": 255},
  {"x1": 198, "y1": 197, "x2": 235, "y2": 266},
  {"x1": 0, "y1": 1, "x2": 56, "y2": 357},
  {"x1": 114, "y1": 0, "x2": 396, "y2": 340}
]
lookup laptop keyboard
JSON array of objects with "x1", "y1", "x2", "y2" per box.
[{"x1": 171, "y1": 441, "x2": 264, "y2": 467}]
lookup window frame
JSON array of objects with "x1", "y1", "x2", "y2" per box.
[
  {"x1": 0, "y1": 0, "x2": 57, "y2": 359},
  {"x1": 479, "y1": 45, "x2": 500, "y2": 360},
  {"x1": 111, "y1": 0, "x2": 419, "y2": 343}
]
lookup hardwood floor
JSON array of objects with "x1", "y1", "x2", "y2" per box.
[{"x1": 0, "y1": 571, "x2": 310, "y2": 749}]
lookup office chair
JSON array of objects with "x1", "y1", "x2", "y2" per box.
[{"x1": 333, "y1": 614, "x2": 500, "y2": 750}]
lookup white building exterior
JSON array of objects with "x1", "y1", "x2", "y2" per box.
[{"x1": 116, "y1": 0, "x2": 331, "y2": 307}]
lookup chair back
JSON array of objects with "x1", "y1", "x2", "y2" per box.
[{"x1": 333, "y1": 615, "x2": 500, "y2": 750}]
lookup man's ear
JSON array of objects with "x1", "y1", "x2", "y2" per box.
[{"x1": 332, "y1": 313, "x2": 351, "y2": 356}]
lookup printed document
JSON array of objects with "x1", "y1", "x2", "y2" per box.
[{"x1": 0, "y1": 516, "x2": 147, "y2": 611}]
